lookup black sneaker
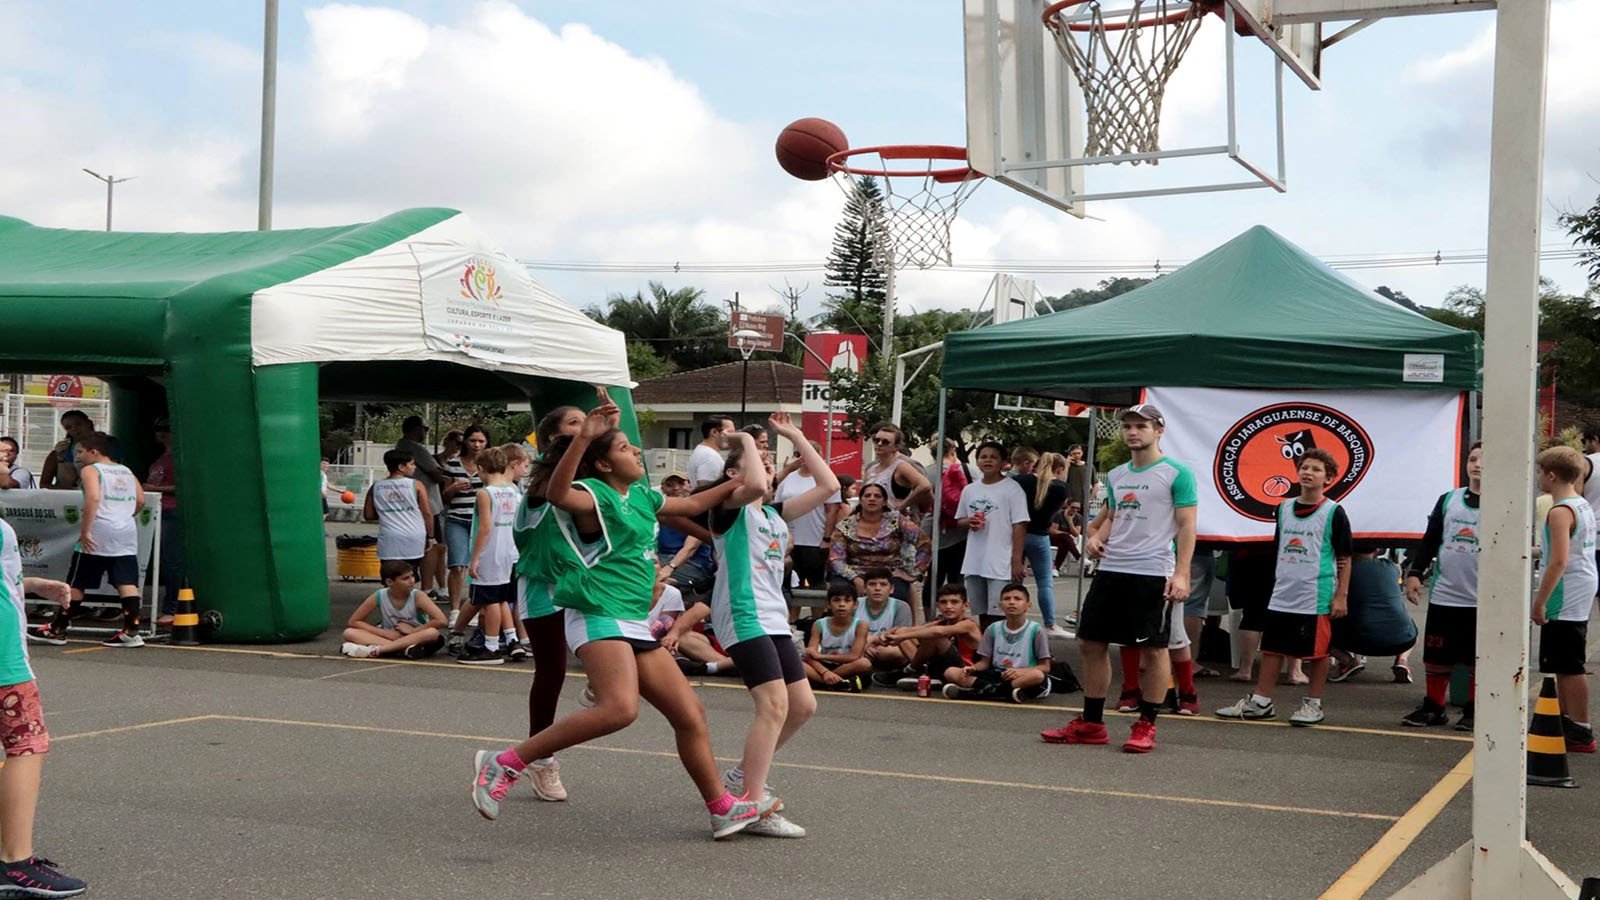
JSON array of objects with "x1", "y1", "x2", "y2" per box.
[
  {"x1": 1401, "y1": 700, "x2": 1449, "y2": 727},
  {"x1": 506, "y1": 641, "x2": 529, "y2": 662},
  {"x1": 445, "y1": 632, "x2": 466, "y2": 656},
  {"x1": 457, "y1": 646, "x2": 505, "y2": 666},
  {"x1": 676, "y1": 657, "x2": 709, "y2": 676},
  {"x1": 870, "y1": 669, "x2": 903, "y2": 688},
  {"x1": 847, "y1": 675, "x2": 868, "y2": 693},
  {"x1": 0, "y1": 855, "x2": 87, "y2": 897},
  {"x1": 403, "y1": 637, "x2": 444, "y2": 660},
  {"x1": 24, "y1": 626, "x2": 66, "y2": 647},
  {"x1": 1453, "y1": 703, "x2": 1474, "y2": 732}
]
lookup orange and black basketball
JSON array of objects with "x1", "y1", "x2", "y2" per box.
[{"x1": 776, "y1": 117, "x2": 849, "y2": 181}]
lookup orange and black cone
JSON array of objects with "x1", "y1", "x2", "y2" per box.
[
  {"x1": 1527, "y1": 675, "x2": 1576, "y2": 788},
  {"x1": 171, "y1": 587, "x2": 201, "y2": 646}
]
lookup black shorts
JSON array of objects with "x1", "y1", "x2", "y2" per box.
[
  {"x1": 1422, "y1": 603, "x2": 1477, "y2": 667},
  {"x1": 67, "y1": 552, "x2": 138, "y2": 591},
  {"x1": 1261, "y1": 610, "x2": 1332, "y2": 660},
  {"x1": 1076, "y1": 571, "x2": 1171, "y2": 646},
  {"x1": 790, "y1": 546, "x2": 828, "y2": 589},
  {"x1": 727, "y1": 635, "x2": 805, "y2": 689},
  {"x1": 470, "y1": 582, "x2": 513, "y2": 606},
  {"x1": 1538, "y1": 620, "x2": 1589, "y2": 676},
  {"x1": 926, "y1": 644, "x2": 966, "y2": 676}
]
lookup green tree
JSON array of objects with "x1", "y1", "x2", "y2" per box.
[
  {"x1": 626, "y1": 342, "x2": 671, "y2": 381},
  {"x1": 1044, "y1": 277, "x2": 1151, "y2": 312},
  {"x1": 1558, "y1": 191, "x2": 1600, "y2": 285},
  {"x1": 587, "y1": 282, "x2": 733, "y2": 373},
  {"x1": 820, "y1": 177, "x2": 890, "y2": 342}
]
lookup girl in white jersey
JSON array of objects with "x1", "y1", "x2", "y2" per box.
[
  {"x1": 666, "y1": 414, "x2": 839, "y2": 838},
  {"x1": 459, "y1": 448, "x2": 521, "y2": 665},
  {"x1": 35, "y1": 434, "x2": 147, "y2": 648},
  {"x1": 1533, "y1": 446, "x2": 1598, "y2": 752}
]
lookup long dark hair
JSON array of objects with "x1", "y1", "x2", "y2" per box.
[
  {"x1": 526, "y1": 434, "x2": 574, "y2": 502},
  {"x1": 535, "y1": 406, "x2": 581, "y2": 451},
  {"x1": 460, "y1": 424, "x2": 490, "y2": 461}
]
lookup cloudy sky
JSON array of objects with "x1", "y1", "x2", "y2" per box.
[{"x1": 2, "y1": 0, "x2": 1595, "y2": 320}]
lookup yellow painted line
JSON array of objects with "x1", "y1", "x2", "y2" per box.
[
  {"x1": 53, "y1": 714, "x2": 219, "y2": 742},
  {"x1": 54, "y1": 640, "x2": 1471, "y2": 743},
  {"x1": 1320, "y1": 750, "x2": 1474, "y2": 900},
  {"x1": 206, "y1": 714, "x2": 1397, "y2": 822},
  {"x1": 61, "y1": 646, "x2": 108, "y2": 655},
  {"x1": 317, "y1": 663, "x2": 404, "y2": 680}
]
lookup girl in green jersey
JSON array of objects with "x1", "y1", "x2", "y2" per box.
[{"x1": 475, "y1": 401, "x2": 761, "y2": 839}]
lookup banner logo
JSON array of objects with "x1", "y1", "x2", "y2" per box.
[
  {"x1": 458, "y1": 258, "x2": 504, "y2": 307},
  {"x1": 1213, "y1": 403, "x2": 1374, "y2": 522}
]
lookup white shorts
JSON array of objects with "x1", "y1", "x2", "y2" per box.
[
  {"x1": 563, "y1": 608, "x2": 655, "y2": 652},
  {"x1": 1167, "y1": 601, "x2": 1190, "y2": 651}
]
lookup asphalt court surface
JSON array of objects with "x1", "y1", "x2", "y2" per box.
[{"x1": 24, "y1": 627, "x2": 1600, "y2": 900}]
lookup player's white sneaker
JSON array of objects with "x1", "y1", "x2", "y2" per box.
[
  {"x1": 744, "y1": 813, "x2": 806, "y2": 838},
  {"x1": 1215, "y1": 695, "x2": 1275, "y2": 720},
  {"x1": 1289, "y1": 697, "x2": 1325, "y2": 727}
]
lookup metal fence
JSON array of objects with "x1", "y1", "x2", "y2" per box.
[{"x1": 1, "y1": 394, "x2": 111, "y2": 472}]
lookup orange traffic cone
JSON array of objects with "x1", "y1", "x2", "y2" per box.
[
  {"x1": 1527, "y1": 675, "x2": 1576, "y2": 788},
  {"x1": 171, "y1": 587, "x2": 200, "y2": 646}
]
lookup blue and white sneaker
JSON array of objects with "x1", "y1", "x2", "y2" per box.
[
  {"x1": 0, "y1": 855, "x2": 87, "y2": 897},
  {"x1": 709, "y1": 795, "x2": 760, "y2": 840},
  {"x1": 471, "y1": 750, "x2": 521, "y2": 821}
]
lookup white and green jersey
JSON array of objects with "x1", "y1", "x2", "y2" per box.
[
  {"x1": 470, "y1": 484, "x2": 520, "y2": 587},
  {"x1": 81, "y1": 462, "x2": 139, "y2": 558},
  {"x1": 1100, "y1": 457, "x2": 1197, "y2": 578},
  {"x1": 980, "y1": 620, "x2": 1050, "y2": 670},
  {"x1": 855, "y1": 597, "x2": 910, "y2": 638},
  {"x1": 1541, "y1": 497, "x2": 1598, "y2": 623},
  {"x1": 372, "y1": 477, "x2": 426, "y2": 561},
  {"x1": 374, "y1": 588, "x2": 428, "y2": 630},
  {"x1": 710, "y1": 504, "x2": 792, "y2": 647},
  {"x1": 551, "y1": 479, "x2": 664, "y2": 621},
  {"x1": 0, "y1": 520, "x2": 34, "y2": 685},
  {"x1": 816, "y1": 617, "x2": 858, "y2": 656},
  {"x1": 1270, "y1": 498, "x2": 1341, "y2": 615},
  {"x1": 1429, "y1": 488, "x2": 1481, "y2": 609}
]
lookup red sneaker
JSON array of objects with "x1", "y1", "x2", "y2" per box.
[
  {"x1": 1123, "y1": 719, "x2": 1157, "y2": 754},
  {"x1": 1114, "y1": 690, "x2": 1141, "y2": 713},
  {"x1": 1040, "y1": 717, "x2": 1110, "y2": 745},
  {"x1": 1177, "y1": 693, "x2": 1200, "y2": 717}
]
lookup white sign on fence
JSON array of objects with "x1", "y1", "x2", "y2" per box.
[{"x1": 0, "y1": 490, "x2": 161, "y2": 596}]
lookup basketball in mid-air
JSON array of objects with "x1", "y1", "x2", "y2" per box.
[
  {"x1": 775, "y1": 117, "x2": 849, "y2": 181},
  {"x1": 341, "y1": 490, "x2": 356, "y2": 504}
]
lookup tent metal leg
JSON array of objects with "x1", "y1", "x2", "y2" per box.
[{"x1": 931, "y1": 387, "x2": 948, "y2": 603}]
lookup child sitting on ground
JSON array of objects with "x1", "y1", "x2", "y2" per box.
[
  {"x1": 858, "y1": 569, "x2": 915, "y2": 682},
  {"x1": 881, "y1": 582, "x2": 983, "y2": 692},
  {"x1": 800, "y1": 582, "x2": 871, "y2": 692},
  {"x1": 942, "y1": 583, "x2": 1051, "y2": 703},
  {"x1": 341, "y1": 560, "x2": 448, "y2": 658}
]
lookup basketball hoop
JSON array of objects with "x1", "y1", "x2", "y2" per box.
[
  {"x1": 826, "y1": 145, "x2": 982, "y2": 270},
  {"x1": 1042, "y1": 1, "x2": 1214, "y2": 163}
]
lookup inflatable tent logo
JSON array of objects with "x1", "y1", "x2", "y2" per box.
[
  {"x1": 1213, "y1": 402, "x2": 1374, "y2": 522},
  {"x1": 459, "y1": 258, "x2": 503, "y2": 307}
]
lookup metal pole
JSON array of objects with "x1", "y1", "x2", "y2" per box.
[
  {"x1": 104, "y1": 177, "x2": 113, "y2": 231},
  {"x1": 1074, "y1": 408, "x2": 1097, "y2": 619},
  {"x1": 931, "y1": 387, "x2": 948, "y2": 593},
  {"x1": 258, "y1": 0, "x2": 279, "y2": 231},
  {"x1": 740, "y1": 357, "x2": 750, "y2": 428},
  {"x1": 882, "y1": 246, "x2": 896, "y2": 356},
  {"x1": 1472, "y1": 1, "x2": 1550, "y2": 895},
  {"x1": 891, "y1": 356, "x2": 906, "y2": 426}
]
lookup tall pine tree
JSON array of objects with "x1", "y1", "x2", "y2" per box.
[{"x1": 820, "y1": 176, "x2": 890, "y2": 345}]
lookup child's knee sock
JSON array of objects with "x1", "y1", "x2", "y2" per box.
[{"x1": 1120, "y1": 646, "x2": 1142, "y2": 694}]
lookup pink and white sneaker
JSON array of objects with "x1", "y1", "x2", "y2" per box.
[{"x1": 472, "y1": 750, "x2": 521, "y2": 820}]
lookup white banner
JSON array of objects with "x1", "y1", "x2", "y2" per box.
[
  {"x1": 419, "y1": 247, "x2": 547, "y2": 369},
  {"x1": 0, "y1": 491, "x2": 161, "y2": 595},
  {"x1": 1145, "y1": 388, "x2": 1466, "y2": 542}
]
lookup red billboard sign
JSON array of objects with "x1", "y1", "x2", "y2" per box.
[{"x1": 800, "y1": 333, "x2": 868, "y2": 478}]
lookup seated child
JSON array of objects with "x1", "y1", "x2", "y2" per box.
[
  {"x1": 803, "y1": 582, "x2": 871, "y2": 692},
  {"x1": 857, "y1": 569, "x2": 915, "y2": 680},
  {"x1": 659, "y1": 577, "x2": 735, "y2": 677},
  {"x1": 880, "y1": 582, "x2": 983, "y2": 692},
  {"x1": 341, "y1": 560, "x2": 448, "y2": 659},
  {"x1": 942, "y1": 582, "x2": 1052, "y2": 703}
]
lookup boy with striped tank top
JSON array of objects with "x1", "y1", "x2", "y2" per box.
[
  {"x1": 341, "y1": 560, "x2": 448, "y2": 658},
  {"x1": 363, "y1": 450, "x2": 434, "y2": 581},
  {"x1": 1533, "y1": 446, "x2": 1597, "y2": 753},
  {"x1": 1401, "y1": 442, "x2": 1481, "y2": 730},
  {"x1": 941, "y1": 582, "x2": 1051, "y2": 703},
  {"x1": 801, "y1": 582, "x2": 871, "y2": 692},
  {"x1": 459, "y1": 447, "x2": 521, "y2": 665},
  {"x1": 31, "y1": 433, "x2": 147, "y2": 648},
  {"x1": 1217, "y1": 449, "x2": 1351, "y2": 726}
]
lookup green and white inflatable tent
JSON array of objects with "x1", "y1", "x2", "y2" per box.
[{"x1": 0, "y1": 207, "x2": 636, "y2": 642}]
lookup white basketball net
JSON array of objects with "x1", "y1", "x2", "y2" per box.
[
  {"x1": 831, "y1": 150, "x2": 982, "y2": 270},
  {"x1": 1044, "y1": 1, "x2": 1208, "y2": 163}
]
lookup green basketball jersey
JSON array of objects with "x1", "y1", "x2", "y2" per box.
[{"x1": 550, "y1": 478, "x2": 664, "y2": 621}]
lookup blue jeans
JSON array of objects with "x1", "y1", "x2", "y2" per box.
[{"x1": 1023, "y1": 533, "x2": 1058, "y2": 627}]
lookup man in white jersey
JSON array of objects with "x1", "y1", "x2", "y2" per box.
[
  {"x1": 31, "y1": 433, "x2": 147, "y2": 648},
  {"x1": 1041, "y1": 405, "x2": 1196, "y2": 754},
  {"x1": 1533, "y1": 445, "x2": 1597, "y2": 753},
  {"x1": 1400, "y1": 441, "x2": 1481, "y2": 730}
]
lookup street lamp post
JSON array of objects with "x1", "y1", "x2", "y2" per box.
[
  {"x1": 733, "y1": 328, "x2": 761, "y2": 429},
  {"x1": 81, "y1": 169, "x2": 134, "y2": 231}
]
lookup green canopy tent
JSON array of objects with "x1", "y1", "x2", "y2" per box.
[
  {"x1": 943, "y1": 225, "x2": 1482, "y2": 404},
  {"x1": 0, "y1": 208, "x2": 636, "y2": 642}
]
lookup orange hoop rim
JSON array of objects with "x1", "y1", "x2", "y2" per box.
[
  {"x1": 1042, "y1": 0, "x2": 1212, "y2": 33},
  {"x1": 825, "y1": 145, "x2": 978, "y2": 185}
]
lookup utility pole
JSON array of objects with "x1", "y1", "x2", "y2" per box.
[
  {"x1": 258, "y1": 0, "x2": 279, "y2": 230},
  {"x1": 81, "y1": 169, "x2": 134, "y2": 231}
]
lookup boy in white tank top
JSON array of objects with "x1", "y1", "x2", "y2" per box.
[
  {"x1": 458, "y1": 448, "x2": 521, "y2": 666},
  {"x1": 32, "y1": 433, "x2": 147, "y2": 648},
  {"x1": 1533, "y1": 446, "x2": 1598, "y2": 753},
  {"x1": 362, "y1": 449, "x2": 434, "y2": 577},
  {"x1": 802, "y1": 584, "x2": 871, "y2": 692},
  {"x1": 341, "y1": 560, "x2": 448, "y2": 658}
]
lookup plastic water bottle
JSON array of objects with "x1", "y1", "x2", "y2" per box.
[{"x1": 917, "y1": 674, "x2": 931, "y2": 697}]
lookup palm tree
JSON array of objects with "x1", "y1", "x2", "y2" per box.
[{"x1": 590, "y1": 282, "x2": 733, "y2": 372}]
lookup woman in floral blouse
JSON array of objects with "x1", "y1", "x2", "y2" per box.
[{"x1": 829, "y1": 482, "x2": 930, "y2": 602}]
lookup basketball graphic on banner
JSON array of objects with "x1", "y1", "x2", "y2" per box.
[{"x1": 1213, "y1": 402, "x2": 1375, "y2": 522}]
